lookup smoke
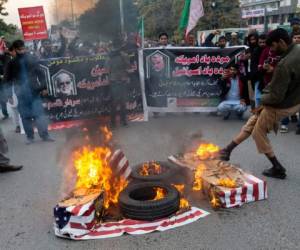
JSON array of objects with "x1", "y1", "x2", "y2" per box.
[{"x1": 50, "y1": 0, "x2": 96, "y2": 24}]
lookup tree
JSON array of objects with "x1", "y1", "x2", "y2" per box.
[
  {"x1": 136, "y1": 0, "x2": 184, "y2": 40},
  {"x1": 137, "y1": 0, "x2": 242, "y2": 40},
  {"x1": 0, "y1": 0, "x2": 8, "y2": 16},
  {"x1": 0, "y1": 0, "x2": 19, "y2": 42},
  {"x1": 196, "y1": 0, "x2": 241, "y2": 30},
  {"x1": 78, "y1": 0, "x2": 138, "y2": 41}
]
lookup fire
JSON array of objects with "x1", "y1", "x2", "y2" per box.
[
  {"x1": 73, "y1": 127, "x2": 127, "y2": 209},
  {"x1": 196, "y1": 143, "x2": 220, "y2": 160},
  {"x1": 153, "y1": 187, "x2": 165, "y2": 200},
  {"x1": 100, "y1": 126, "x2": 112, "y2": 143},
  {"x1": 193, "y1": 164, "x2": 206, "y2": 191},
  {"x1": 140, "y1": 162, "x2": 162, "y2": 176},
  {"x1": 217, "y1": 178, "x2": 237, "y2": 188},
  {"x1": 173, "y1": 184, "x2": 190, "y2": 209},
  {"x1": 210, "y1": 190, "x2": 221, "y2": 209}
]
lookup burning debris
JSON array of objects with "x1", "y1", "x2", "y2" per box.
[
  {"x1": 139, "y1": 161, "x2": 162, "y2": 176},
  {"x1": 54, "y1": 133, "x2": 266, "y2": 240},
  {"x1": 169, "y1": 142, "x2": 267, "y2": 209}
]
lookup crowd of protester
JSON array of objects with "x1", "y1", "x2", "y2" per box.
[{"x1": 0, "y1": 17, "x2": 300, "y2": 174}]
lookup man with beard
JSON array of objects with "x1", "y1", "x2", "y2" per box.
[
  {"x1": 5, "y1": 40, "x2": 54, "y2": 144},
  {"x1": 219, "y1": 29, "x2": 300, "y2": 179}
]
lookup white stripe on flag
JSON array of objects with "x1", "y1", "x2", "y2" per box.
[
  {"x1": 186, "y1": 0, "x2": 204, "y2": 36},
  {"x1": 246, "y1": 174, "x2": 266, "y2": 200}
]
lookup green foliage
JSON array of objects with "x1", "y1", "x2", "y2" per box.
[
  {"x1": 137, "y1": 0, "x2": 242, "y2": 40},
  {"x1": 78, "y1": 0, "x2": 138, "y2": 41},
  {"x1": 0, "y1": 1, "x2": 20, "y2": 42},
  {"x1": 0, "y1": 0, "x2": 8, "y2": 16}
]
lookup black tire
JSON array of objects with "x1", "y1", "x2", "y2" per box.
[
  {"x1": 130, "y1": 161, "x2": 180, "y2": 182},
  {"x1": 119, "y1": 182, "x2": 180, "y2": 221}
]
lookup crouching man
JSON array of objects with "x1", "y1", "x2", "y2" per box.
[
  {"x1": 219, "y1": 29, "x2": 300, "y2": 179},
  {"x1": 217, "y1": 64, "x2": 248, "y2": 120}
]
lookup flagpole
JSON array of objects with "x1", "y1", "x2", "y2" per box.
[
  {"x1": 119, "y1": 0, "x2": 125, "y2": 35},
  {"x1": 141, "y1": 17, "x2": 144, "y2": 48}
]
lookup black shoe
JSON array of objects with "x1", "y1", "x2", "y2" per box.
[
  {"x1": 42, "y1": 137, "x2": 55, "y2": 142},
  {"x1": 218, "y1": 148, "x2": 231, "y2": 161},
  {"x1": 291, "y1": 115, "x2": 298, "y2": 123},
  {"x1": 110, "y1": 122, "x2": 116, "y2": 129},
  {"x1": 0, "y1": 164, "x2": 23, "y2": 173},
  {"x1": 26, "y1": 138, "x2": 35, "y2": 145},
  {"x1": 262, "y1": 167, "x2": 286, "y2": 179},
  {"x1": 296, "y1": 127, "x2": 300, "y2": 135},
  {"x1": 121, "y1": 121, "x2": 128, "y2": 127},
  {"x1": 15, "y1": 126, "x2": 21, "y2": 133},
  {"x1": 223, "y1": 112, "x2": 231, "y2": 120}
]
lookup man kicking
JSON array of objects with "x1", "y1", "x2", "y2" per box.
[{"x1": 219, "y1": 29, "x2": 300, "y2": 179}]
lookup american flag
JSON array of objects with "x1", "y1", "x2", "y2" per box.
[
  {"x1": 168, "y1": 155, "x2": 268, "y2": 209},
  {"x1": 54, "y1": 206, "x2": 210, "y2": 240},
  {"x1": 54, "y1": 149, "x2": 131, "y2": 235},
  {"x1": 54, "y1": 150, "x2": 210, "y2": 240}
]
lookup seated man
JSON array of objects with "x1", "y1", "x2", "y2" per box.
[{"x1": 217, "y1": 64, "x2": 247, "y2": 120}]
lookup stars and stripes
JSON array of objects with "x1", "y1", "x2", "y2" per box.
[{"x1": 54, "y1": 207, "x2": 210, "y2": 240}]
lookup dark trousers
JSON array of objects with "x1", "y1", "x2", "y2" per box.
[
  {"x1": 0, "y1": 100, "x2": 8, "y2": 117},
  {"x1": 18, "y1": 96, "x2": 49, "y2": 139},
  {"x1": 110, "y1": 82, "x2": 127, "y2": 125}
]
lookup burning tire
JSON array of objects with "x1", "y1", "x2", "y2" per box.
[
  {"x1": 130, "y1": 161, "x2": 180, "y2": 183},
  {"x1": 119, "y1": 182, "x2": 180, "y2": 221}
]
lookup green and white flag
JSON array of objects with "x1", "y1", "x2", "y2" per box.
[
  {"x1": 137, "y1": 17, "x2": 144, "y2": 48},
  {"x1": 179, "y1": 0, "x2": 204, "y2": 37}
]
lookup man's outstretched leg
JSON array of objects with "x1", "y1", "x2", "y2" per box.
[
  {"x1": 219, "y1": 115, "x2": 258, "y2": 161},
  {"x1": 251, "y1": 108, "x2": 286, "y2": 179}
]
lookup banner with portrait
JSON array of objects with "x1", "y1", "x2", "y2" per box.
[
  {"x1": 140, "y1": 47, "x2": 246, "y2": 114},
  {"x1": 40, "y1": 54, "x2": 143, "y2": 123}
]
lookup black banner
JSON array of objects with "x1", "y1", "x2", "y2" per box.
[
  {"x1": 142, "y1": 47, "x2": 245, "y2": 111},
  {"x1": 40, "y1": 54, "x2": 143, "y2": 122}
]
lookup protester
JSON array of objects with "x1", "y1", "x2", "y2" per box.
[
  {"x1": 0, "y1": 50, "x2": 9, "y2": 120},
  {"x1": 217, "y1": 64, "x2": 248, "y2": 120},
  {"x1": 229, "y1": 32, "x2": 241, "y2": 46},
  {"x1": 5, "y1": 45, "x2": 21, "y2": 133},
  {"x1": 185, "y1": 33, "x2": 198, "y2": 47},
  {"x1": 279, "y1": 31, "x2": 300, "y2": 134},
  {"x1": 157, "y1": 32, "x2": 171, "y2": 47},
  {"x1": 5, "y1": 40, "x2": 54, "y2": 144},
  {"x1": 252, "y1": 34, "x2": 267, "y2": 107},
  {"x1": 39, "y1": 30, "x2": 66, "y2": 59},
  {"x1": 245, "y1": 32, "x2": 260, "y2": 109},
  {"x1": 106, "y1": 37, "x2": 131, "y2": 128},
  {"x1": 219, "y1": 28, "x2": 300, "y2": 179},
  {"x1": 204, "y1": 30, "x2": 227, "y2": 48},
  {"x1": 0, "y1": 127, "x2": 22, "y2": 172},
  {"x1": 290, "y1": 17, "x2": 300, "y2": 37}
]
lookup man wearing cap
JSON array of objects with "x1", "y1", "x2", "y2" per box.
[
  {"x1": 229, "y1": 32, "x2": 241, "y2": 46},
  {"x1": 219, "y1": 28, "x2": 300, "y2": 179}
]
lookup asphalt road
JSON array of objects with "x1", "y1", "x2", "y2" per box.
[{"x1": 0, "y1": 113, "x2": 299, "y2": 250}]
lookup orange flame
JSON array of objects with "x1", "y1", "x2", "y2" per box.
[
  {"x1": 210, "y1": 190, "x2": 221, "y2": 209},
  {"x1": 173, "y1": 184, "x2": 190, "y2": 209},
  {"x1": 73, "y1": 127, "x2": 127, "y2": 209},
  {"x1": 217, "y1": 178, "x2": 237, "y2": 188},
  {"x1": 140, "y1": 162, "x2": 162, "y2": 176},
  {"x1": 193, "y1": 164, "x2": 206, "y2": 191},
  {"x1": 196, "y1": 143, "x2": 220, "y2": 160},
  {"x1": 153, "y1": 187, "x2": 165, "y2": 200},
  {"x1": 100, "y1": 126, "x2": 113, "y2": 143}
]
